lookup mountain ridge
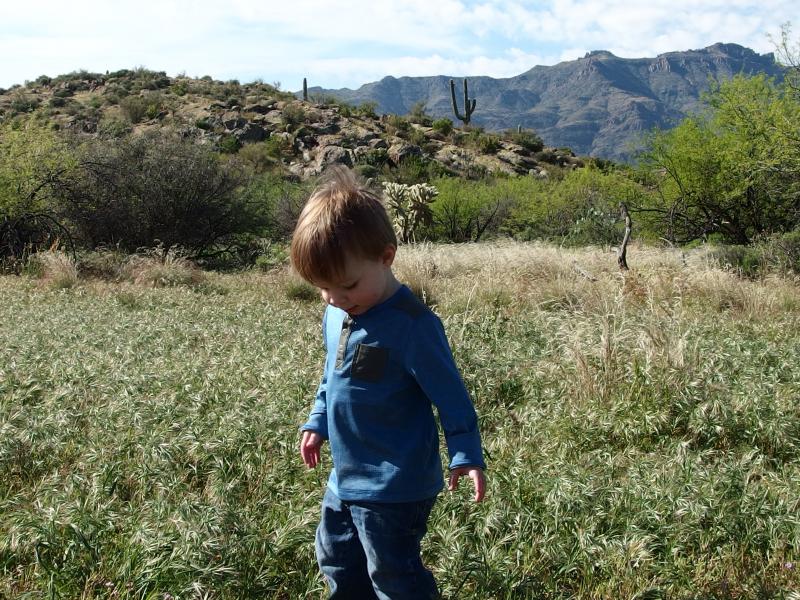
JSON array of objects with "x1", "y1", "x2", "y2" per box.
[{"x1": 306, "y1": 43, "x2": 784, "y2": 161}]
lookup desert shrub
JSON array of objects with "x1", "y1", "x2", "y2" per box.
[
  {"x1": 356, "y1": 148, "x2": 390, "y2": 168},
  {"x1": 407, "y1": 101, "x2": 433, "y2": 126},
  {"x1": 505, "y1": 128, "x2": 544, "y2": 153},
  {"x1": 285, "y1": 278, "x2": 319, "y2": 302},
  {"x1": 48, "y1": 97, "x2": 66, "y2": 108},
  {"x1": 96, "y1": 117, "x2": 130, "y2": 139},
  {"x1": 119, "y1": 96, "x2": 149, "y2": 124},
  {"x1": 432, "y1": 118, "x2": 454, "y2": 136},
  {"x1": 382, "y1": 156, "x2": 450, "y2": 185},
  {"x1": 171, "y1": 81, "x2": 189, "y2": 96},
  {"x1": 506, "y1": 167, "x2": 652, "y2": 245},
  {"x1": 253, "y1": 240, "x2": 289, "y2": 271},
  {"x1": 407, "y1": 127, "x2": 428, "y2": 147},
  {"x1": 49, "y1": 130, "x2": 263, "y2": 256},
  {"x1": 709, "y1": 244, "x2": 764, "y2": 277},
  {"x1": 121, "y1": 247, "x2": 204, "y2": 288},
  {"x1": 710, "y1": 230, "x2": 800, "y2": 277},
  {"x1": 763, "y1": 229, "x2": 800, "y2": 274},
  {"x1": 386, "y1": 114, "x2": 411, "y2": 137},
  {"x1": 476, "y1": 133, "x2": 501, "y2": 154},
  {"x1": 218, "y1": 135, "x2": 242, "y2": 154},
  {"x1": 75, "y1": 248, "x2": 128, "y2": 279},
  {"x1": 357, "y1": 101, "x2": 378, "y2": 119},
  {"x1": 281, "y1": 104, "x2": 306, "y2": 129},
  {"x1": 194, "y1": 118, "x2": 212, "y2": 130},
  {"x1": 10, "y1": 92, "x2": 39, "y2": 114},
  {"x1": 238, "y1": 141, "x2": 279, "y2": 173},
  {"x1": 25, "y1": 250, "x2": 79, "y2": 289},
  {"x1": 428, "y1": 177, "x2": 515, "y2": 242}
]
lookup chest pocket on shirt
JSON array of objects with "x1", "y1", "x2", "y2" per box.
[{"x1": 352, "y1": 344, "x2": 389, "y2": 382}]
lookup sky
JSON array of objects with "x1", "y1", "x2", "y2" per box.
[{"x1": 1, "y1": 1, "x2": 798, "y2": 92}]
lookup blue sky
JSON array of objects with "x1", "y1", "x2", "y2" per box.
[{"x1": 1, "y1": 1, "x2": 798, "y2": 91}]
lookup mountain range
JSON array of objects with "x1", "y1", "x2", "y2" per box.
[{"x1": 307, "y1": 43, "x2": 784, "y2": 162}]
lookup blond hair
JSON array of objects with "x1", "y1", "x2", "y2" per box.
[{"x1": 290, "y1": 167, "x2": 397, "y2": 283}]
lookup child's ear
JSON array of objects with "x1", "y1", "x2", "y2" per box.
[{"x1": 381, "y1": 245, "x2": 397, "y2": 267}]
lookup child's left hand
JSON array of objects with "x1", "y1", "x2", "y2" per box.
[{"x1": 448, "y1": 466, "x2": 486, "y2": 502}]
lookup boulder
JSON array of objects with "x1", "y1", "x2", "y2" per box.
[
  {"x1": 388, "y1": 142, "x2": 421, "y2": 164},
  {"x1": 222, "y1": 112, "x2": 246, "y2": 130},
  {"x1": 233, "y1": 123, "x2": 268, "y2": 143}
]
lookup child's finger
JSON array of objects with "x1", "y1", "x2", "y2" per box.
[
  {"x1": 471, "y1": 470, "x2": 485, "y2": 502},
  {"x1": 447, "y1": 470, "x2": 460, "y2": 491}
]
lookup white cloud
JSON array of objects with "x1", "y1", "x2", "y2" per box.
[{"x1": 1, "y1": 0, "x2": 798, "y2": 88}]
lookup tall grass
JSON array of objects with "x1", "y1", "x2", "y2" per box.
[{"x1": 2, "y1": 241, "x2": 799, "y2": 598}]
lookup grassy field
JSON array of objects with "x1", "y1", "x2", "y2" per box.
[{"x1": 1, "y1": 241, "x2": 800, "y2": 599}]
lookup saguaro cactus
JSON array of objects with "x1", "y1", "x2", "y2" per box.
[
  {"x1": 450, "y1": 78, "x2": 476, "y2": 126},
  {"x1": 302, "y1": 77, "x2": 308, "y2": 101}
]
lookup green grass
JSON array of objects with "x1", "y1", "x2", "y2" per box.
[{"x1": 2, "y1": 243, "x2": 800, "y2": 598}]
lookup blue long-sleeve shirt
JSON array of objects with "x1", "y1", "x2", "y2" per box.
[{"x1": 301, "y1": 285, "x2": 485, "y2": 502}]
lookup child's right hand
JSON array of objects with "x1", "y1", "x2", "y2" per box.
[{"x1": 300, "y1": 430, "x2": 324, "y2": 468}]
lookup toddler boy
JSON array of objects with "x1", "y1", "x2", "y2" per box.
[{"x1": 291, "y1": 167, "x2": 486, "y2": 599}]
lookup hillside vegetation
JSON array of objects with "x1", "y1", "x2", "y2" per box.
[
  {"x1": 2, "y1": 50, "x2": 800, "y2": 270},
  {"x1": 2, "y1": 241, "x2": 799, "y2": 598}
]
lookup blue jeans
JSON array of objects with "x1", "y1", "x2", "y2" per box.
[{"x1": 315, "y1": 487, "x2": 439, "y2": 599}]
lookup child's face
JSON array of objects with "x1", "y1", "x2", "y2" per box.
[{"x1": 313, "y1": 247, "x2": 397, "y2": 316}]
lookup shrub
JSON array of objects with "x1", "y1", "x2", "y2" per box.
[
  {"x1": 505, "y1": 128, "x2": 544, "y2": 153},
  {"x1": 50, "y1": 130, "x2": 262, "y2": 256},
  {"x1": 171, "y1": 82, "x2": 189, "y2": 96},
  {"x1": 26, "y1": 250, "x2": 79, "y2": 289},
  {"x1": 407, "y1": 101, "x2": 433, "y2": 126},
  {"x1": 218, "y1": 135, "x2": 242, "y2": 154},
  {"x1": 121, "y1": 247, "x2": 204, "y2": 288},
  {"x1": 357, "y1": 101, "x2": 378, "y2": 119},
  {"x1": 10, "y1": 92, "x2": 40, "y2": 114},
  {"x1": 238, "y1": 141, "x2": 279, "y2": 174},
  {"x1": 386, "y1": 114, "x2": 411, "y2": 136},
  {"x1": 253, "y1": 240, "x2": 289, "y2": 271},
  {"x1": 75, "y1": 248, "x2": 128, "y2": 279},
  {"x1": 285, "y1": 278, "x2": 319, "y2": 302},
  {"x1": 119, "y1": 96, "x2": 149, "y2": 124},
  {"x1": 281, "y1": 104, "x2": 306, "y2": 129},
  {"x1": 710, "y1": 244, "x2": 763, "y2": 277},
  {"x1": 432, "y1": 118, "x2": 454, "y2": 136},
  {"x1": 96, "y1": 117, "x2": 131, "y2": 139}
]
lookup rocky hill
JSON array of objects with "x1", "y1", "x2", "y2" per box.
[
  {"x1": 0, "y1": 69, "x2": 582, "y2": 180},
  {"x1": 306, "y1": 43, "x2": 784, "y2": 161}
]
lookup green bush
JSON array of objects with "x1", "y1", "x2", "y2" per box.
[
  {"x1": 119, "y1": 96, "x2": 146, "y2": 123},
  {"x1": 281, "y1": 104, "x2": 306, "y2": 129},
  {"x1": 505, "y1": 128, "x2": 544, "y2": 153},
  {"x1": 50, "y1": 130, "x2": 262, "y2": 256},
  {"x1": 357, "y1": 101, "x2": 378, "y2": 119},
  {"x1": 710, "y1": 245, "x2": 764, "y2": 277},
  {"x1": 432, "y1": 118, "x2": 454, "y2": 136},
  {"x1": 218, "y1": 135, "x2": 242, "y2": 154}
]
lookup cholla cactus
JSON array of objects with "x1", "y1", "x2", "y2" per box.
[{"x1": 382, "y1": 182, "x2": 438, "y2": 243}]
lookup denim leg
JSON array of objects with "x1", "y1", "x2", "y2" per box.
[
  {"x1": 316, "y1": 488, "x2": 378, "y2": 599},
  {"x1": 349, "y1": 497, "x2": 439, "y2": 600}
]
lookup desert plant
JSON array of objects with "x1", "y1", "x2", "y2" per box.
[
  {"x1": 450, "y1": 78, "x2": 476, "y2": 126},
  {"x1": 432, "y1": 118, "x2": 454, "y2": 136},
  {"x1": 121, "y1": 246, "x2": 204, "y2": 287},
  {"x1": 26, "y1": 249, "x2": 79, "y2": 288},
  {"x1": 48, "y1": 130, "x2": 262, "y2": 256},
  {"x1": 382, "y1": 182, "x2": 438, "y2": 243}
]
